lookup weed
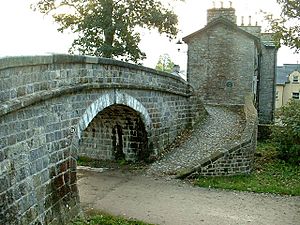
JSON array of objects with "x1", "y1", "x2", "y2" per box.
[{"x1": 69, "y1": 211, "x2": 155, "y2": 225}]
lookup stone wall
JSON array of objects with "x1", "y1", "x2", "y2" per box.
[
  {"x1": 207, "y1": 7, "x2": 237, "y2": 24},
  {"x1": 177, "y1": 93, "x2": 258, "y2": 178},
  {"x1": 184, "y1": 6, "x2": 276, "y2": 124},
  {"x1": 79, "y1": 105, "x2": 148, "y2": 162},
  {"x1": 258, "y1": 40, "x2": 277, "y2": 124},
  {"x1": 0, "y1": 96, "x2": 80, "y2": 225},
  {"x1": 197, "y1": 94, "x2": 257, "y2": 176},
  {"x1": 185, "y1": 21, "x2": 257, "y2": 105},
  {"x1": 0, "y1": 54, "x2": 206, "y2": 225}
]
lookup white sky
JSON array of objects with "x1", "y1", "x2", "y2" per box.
[{"x1": 0, "y1": 0, "x2": 299, "y2": 72}]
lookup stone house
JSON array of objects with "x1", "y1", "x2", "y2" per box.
[
  {"x1": 183, "y1": 5, "x2": 277, "y2": 124},
  {"x1": 276, "y1": 64, "x2": 300, "y2": 108}
]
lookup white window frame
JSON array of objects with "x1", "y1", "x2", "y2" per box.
[
  {"x1": 293, "y1": 75, "x2": 299, "y2": 83},
  {"x1": 292, "y1": 92, "x2": 300, "y2": 99}
]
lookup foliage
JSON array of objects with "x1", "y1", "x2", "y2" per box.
[
  {"x1": 194, "y1": 141, "x2": 300, "y2": 196},
  {"x1": 70, "y1": 212, "x2": 155, "y2": 225},
  {"x1": 77, "y1": 156, "x2": 97, "y2": 166},
  {"x1": 32, "y1": 0, "x2": 180, "y2": 63},
  {"x1": 265, "y1": 0, "x2": 300, "y2": 52},
  {"x1": 155, "y1": 53, "x2": 175, "y2": 73},
  {"x1": 271, "y1": 100, "x2": 300, "y2": 165}
]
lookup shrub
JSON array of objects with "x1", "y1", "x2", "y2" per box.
[{"x1": 271, "y1": 100, "x2": 300, "y2": 164}]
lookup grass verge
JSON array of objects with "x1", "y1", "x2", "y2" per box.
[
  {"x1": 194, "y1": 141, "x2": 300, "y2": 196},
  {"x1": 77, "y1": 156, "x2": 147, "y2": 171},
  {"x1": 69, "y1": 211, "x2": 155, "y2": 225}
]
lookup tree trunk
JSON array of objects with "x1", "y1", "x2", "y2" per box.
[{"x1": 103, "y1": 0, "x2": 115, "y2": 58}]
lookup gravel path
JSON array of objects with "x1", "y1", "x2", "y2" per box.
[{"x1": 147, "y1": 105, "x2": 245, "y2": 176}]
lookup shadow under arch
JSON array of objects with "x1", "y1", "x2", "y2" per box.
[{"x1": 70, "y1": 90, "x2": 153, "y2": 160}]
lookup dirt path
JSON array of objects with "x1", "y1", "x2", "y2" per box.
[{"x1": 77, "y1": 168, "x2": 300, "y2": 225}]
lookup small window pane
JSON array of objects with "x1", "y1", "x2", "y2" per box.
[
  {"x1": 292, "y1": 92, "x2": 300, "y2": 99},
  {"x1": 293, "y1": 76, "x2": 299, "y2": 82}
]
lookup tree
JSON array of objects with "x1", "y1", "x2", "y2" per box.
[
  {"x1": 155, "y1": 53, "x2": 175, "y2": 73},
  {"x1": 32, "y1": 0, "x2": 180, "y2": 63},
  {"x1": 266, "y1": 0, "x2": 300, "y2": 52},
  {"x1": 271, "y1": 100, "x2": 300, "y2": 165}
]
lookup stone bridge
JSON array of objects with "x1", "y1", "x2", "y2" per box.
[
  {"x1": 0, "y1": 54, "x2": 257, "y2": 225},
  {"x1": 0, "y1": 54, "x2": 205, "y2": 224}
]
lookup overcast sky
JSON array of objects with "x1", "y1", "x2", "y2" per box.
[{"x1": 0, "y1": 0, "x2": 299, "y2": 72}]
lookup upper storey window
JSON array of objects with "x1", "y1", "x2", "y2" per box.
[{"x1": 293, "y1": 75, "x2": 299, "y2": 83}]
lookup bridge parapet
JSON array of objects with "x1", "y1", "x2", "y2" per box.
[{"x1": 0, "y1": 54, "x2": 192, "y2": 116}]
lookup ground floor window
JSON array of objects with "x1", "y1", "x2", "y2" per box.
[{"x1": 292, "y1": 92, "x2": 300, "y2": 99}]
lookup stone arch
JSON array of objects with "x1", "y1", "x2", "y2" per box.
[
  {"x1": 79, "y1": 104, "x2": 150, "y2": 161},
  {"x1": 70, "y1": 91, "x2": 152, "y2": 160}
]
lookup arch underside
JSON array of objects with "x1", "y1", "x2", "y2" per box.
[{"x1": 72, "y1": 91, "x2": 153, "y2": 161}]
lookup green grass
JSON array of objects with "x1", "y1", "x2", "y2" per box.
[
  {"x1": 77, "y1": 156, "x2": 146, "y2": 171},
  {"x1": 77, "y1": 156, "x2": 97, "y2": 166},
  {"x1": 194, "y1": 141, "x2": 300, "y2": 196},
  {"x1": 70, "y1": 212, "x2": 155, "y2": 225}
]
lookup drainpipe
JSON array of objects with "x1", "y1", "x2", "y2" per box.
[{"x1": 272, "y1": 48, "x2": 278, "y2": 123}]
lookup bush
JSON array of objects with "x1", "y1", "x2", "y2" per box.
[{"x1": 271, "y1": 100, "x2": 300, "y2": 165}]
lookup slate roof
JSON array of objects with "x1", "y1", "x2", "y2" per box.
[{"x1": 277, "y1": 64, "x2": 300, "y2": 85}]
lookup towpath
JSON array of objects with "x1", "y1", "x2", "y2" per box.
[{"x1": 77, "y1": 168, "x2": 300, "y2": 225}]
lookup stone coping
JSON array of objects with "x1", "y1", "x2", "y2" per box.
[
  {"x1": 0, "y1": 54, "x2": 187, "y2": 84},
  {"x1": 0, "y1": 54, "x2": 193, "y2": 116}
]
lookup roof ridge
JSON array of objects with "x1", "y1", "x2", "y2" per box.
[{"x1": 183, "y1": 17, "x2": 260, "y2": 43}]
